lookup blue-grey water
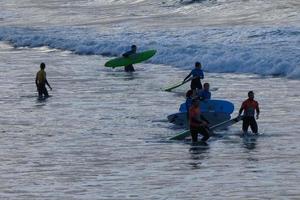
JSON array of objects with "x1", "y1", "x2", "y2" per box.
[
  {"x1": 0, "y1": 0, "x2": 300, "y2": 199},
  {"x1": 1, "y1": 42, "x2": 300, "y2": 199}
]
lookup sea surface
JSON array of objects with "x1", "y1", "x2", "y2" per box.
[{"x1": 0, "y1": 0, "x2": 300, "y2": 199}]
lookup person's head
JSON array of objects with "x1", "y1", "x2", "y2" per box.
[
  {"x1": 195, "y1": 62, "x2": 202, "y2": 69},
  {"x1": 186, "y1": 90, "x2": 193, "y2": 98},
  {"x1": 40, "y1": 62, "x2": 46, "y2": 70},
  {"x1": 191, "y1": 98, "x2": 200, "y2": 107},
  {"x1": 248, "y1": 91, "x2": 254, "y2": 100},
  {"x1": 131, "y1": 45, "x2": 137, "y2": 52},
  {"x1": 203, "y1": 83, "x2": 210, "y2": 91}
]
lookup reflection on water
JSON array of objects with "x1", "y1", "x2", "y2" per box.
[
  {"x1": 1, "y1": 44, "x2": 300, "y2": 199},
  {"x1": 239, "y1": 132, "x2": 260, "y2": 150},
  {"x1": 189, "y1": 144, "x2": 210, "y2": 170}
]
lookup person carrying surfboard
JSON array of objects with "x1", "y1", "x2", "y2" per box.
[
  {"x1": 189, "y1": 98, "x2": 210, "y2": 144},
  {"x1": 238, "y1": 91, "x2": 260, "y2": 134},
  {"x1": 183, "y1": 62, "x2": 204, "y2": 91},
  {"x1": 122, "y1": 45, "x2": 137, "y2": 72},
  {"x1": 35, "y1": 62, "x2": 52, "y2": 98}
]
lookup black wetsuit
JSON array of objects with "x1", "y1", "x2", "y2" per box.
[
  {"x1": 36, "y1": 69, "x2": 50, "y2": 98},
  {"x1": 191, "y1": 77, "x2": 202, "y2": 90},
  {"x1": 243, "y1": 117, "x2": 258, "y2": 133},
  {"x1": 189, "y1": 106, "x2": 210, "y2": 143},
  {"x1": 37, "y1": 84, "x2": 49, "y2": 97},
  {"x1": 123, "y1": 50, "x2": 135, "y2": 72},
  {"x1": 240, "y1": 99, "x2": 260, "y2": 134}
]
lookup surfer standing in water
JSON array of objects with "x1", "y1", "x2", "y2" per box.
[
  {"x1": 238, "y1": 91, "x2": 260, "y2": 134},
  {"x1": 35, "y1": 62, "x2": 52, "y2": 98},
  {"x1": 183, "y1": 62, "x2": 204, "y2": 92},
  {"x1": 122, "y1": 45, "x2": 137, "y2": 72},
  {"x1": 189, "y1": 98, "x2": 210, "y2": 144}
]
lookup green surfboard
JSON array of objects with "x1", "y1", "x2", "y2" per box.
[
  {"x1": 104, "y1": 50, "x2": 156, "y2": 68},
  {"x1": 169, "y1": 116, "x2": 242, "y2": 140}
]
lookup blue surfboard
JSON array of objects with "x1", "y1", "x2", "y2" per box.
[
  {"x1": 167, "y1": 111, "x2": 231, "y2": 127},
  {"x1": 179, "y1": 99, "x2": 234, "y2": 114}
]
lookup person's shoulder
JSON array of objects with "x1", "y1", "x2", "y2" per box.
[{"x1": 242, "y1": 99, "x2": 248, "y2": 105}]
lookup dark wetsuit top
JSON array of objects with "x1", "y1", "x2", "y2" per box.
[
  {"x1": 123, "y1": 50, "x2": 135, "y2": 72},
  {"x1": 240, "y1": 99, "x2": 260, "y2": 133},
  {"x1": 36, "y1": 69, "x2": 49, "y2": 97}
]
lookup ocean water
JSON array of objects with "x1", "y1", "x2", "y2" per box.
[
  {"x1": 0, "y1": 0, "x2": 300, "y2": 199},
  {"x1": 1, "y1": 0, "x2": 299, "y2": 77}
]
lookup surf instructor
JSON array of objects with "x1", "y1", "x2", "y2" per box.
[
  {"x1": 35, "y1": 62, "x2": 52, "y2": 98},
  {"x1": 122, "y1": 45, "x2": 137, "y2": 72},
  {"x1": 183, "y1": 62, "x2": 204, "y2": 91},
  {"x1": 238, "y1": 91, "x2": 260, "y2": 134}
]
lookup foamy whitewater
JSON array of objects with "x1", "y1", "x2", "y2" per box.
[
  {"x1": 1, "y1": 0, "x2": 299, "y2": 78},
  {"x1": 0, "y1": 0, "x2": 300, "y2": 199}
]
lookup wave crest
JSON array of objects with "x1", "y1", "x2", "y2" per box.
[{"x1": 0, "y1": 26, "x2": 299, "y2": 78}]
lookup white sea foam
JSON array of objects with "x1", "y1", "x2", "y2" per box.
[
  {"x1": 0, "y1": 26, "x2": 299, "y2": 78},
  {"x1": 0, "y1": 0, "x2": 299, "y2": 78}
]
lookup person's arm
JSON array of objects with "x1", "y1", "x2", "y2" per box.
[
  {"x1": 122, "y1": 51, "x2": 132, "y2": 58},
  {"x1": 238, "y1": 103, "x2": 244, "y2": 116},
  {"x1": 208, "y1": 91, "x2": 211, "y2": 99},
  {"x1": 197, "y1": 91, "x2": 204, "y2": 100},
  {"x1": 200, "y1": 70, "x2": 204, "y2": 79},
  {"x1": 45, "y1": 79, "x2": 52, "y2": 90},
  {"x1": 35, "y1": 73, "x2": 38, "y2": 87},
  {"x1": 200, "y1": 115, "x2": 209, "y2": 125},
  {"x1": 256, "y1": 103, "x2": 260, "y2": 119},
  {"x1": 184, "y1": 72, "x2": 192, "y2": 82}
]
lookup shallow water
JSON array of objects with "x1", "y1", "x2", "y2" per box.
[{"x1": 0, "y1": 43, "x2": 300, "y2": 199}]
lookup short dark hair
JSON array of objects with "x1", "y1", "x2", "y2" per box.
[
  {"x1": 186, "y1": 90, "x2": 193, "y2": 98},
  {"x1": 131, "y1": 45, "x2": 137, "y2": 49},
  {"x1": 40, "y1": 62, "x2": 45, "y2": 69},
  {"x1": 248, "y1": 91, "x2": 254, "y2": 96},
  {"x1": 195, "y1": 62, "x2": 201, "y2": 67},
  {"x1": 204, "y1": 82, "x2": 209, "y2": 87}
]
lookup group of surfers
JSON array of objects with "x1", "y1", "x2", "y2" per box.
[
  {"x1": 181, "y1": 61, "x2": 260, "y2": 144},
  {"x1": 35, "y1": 45, "x2": 260, "y2": 145}
]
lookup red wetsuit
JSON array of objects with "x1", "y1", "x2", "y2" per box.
[
  {"x1": 240, "y1": 99, "x2": 260, "y2": 133},
  {"x1": 189, "y1": 105, "x2": 209, "y2": 142}
]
